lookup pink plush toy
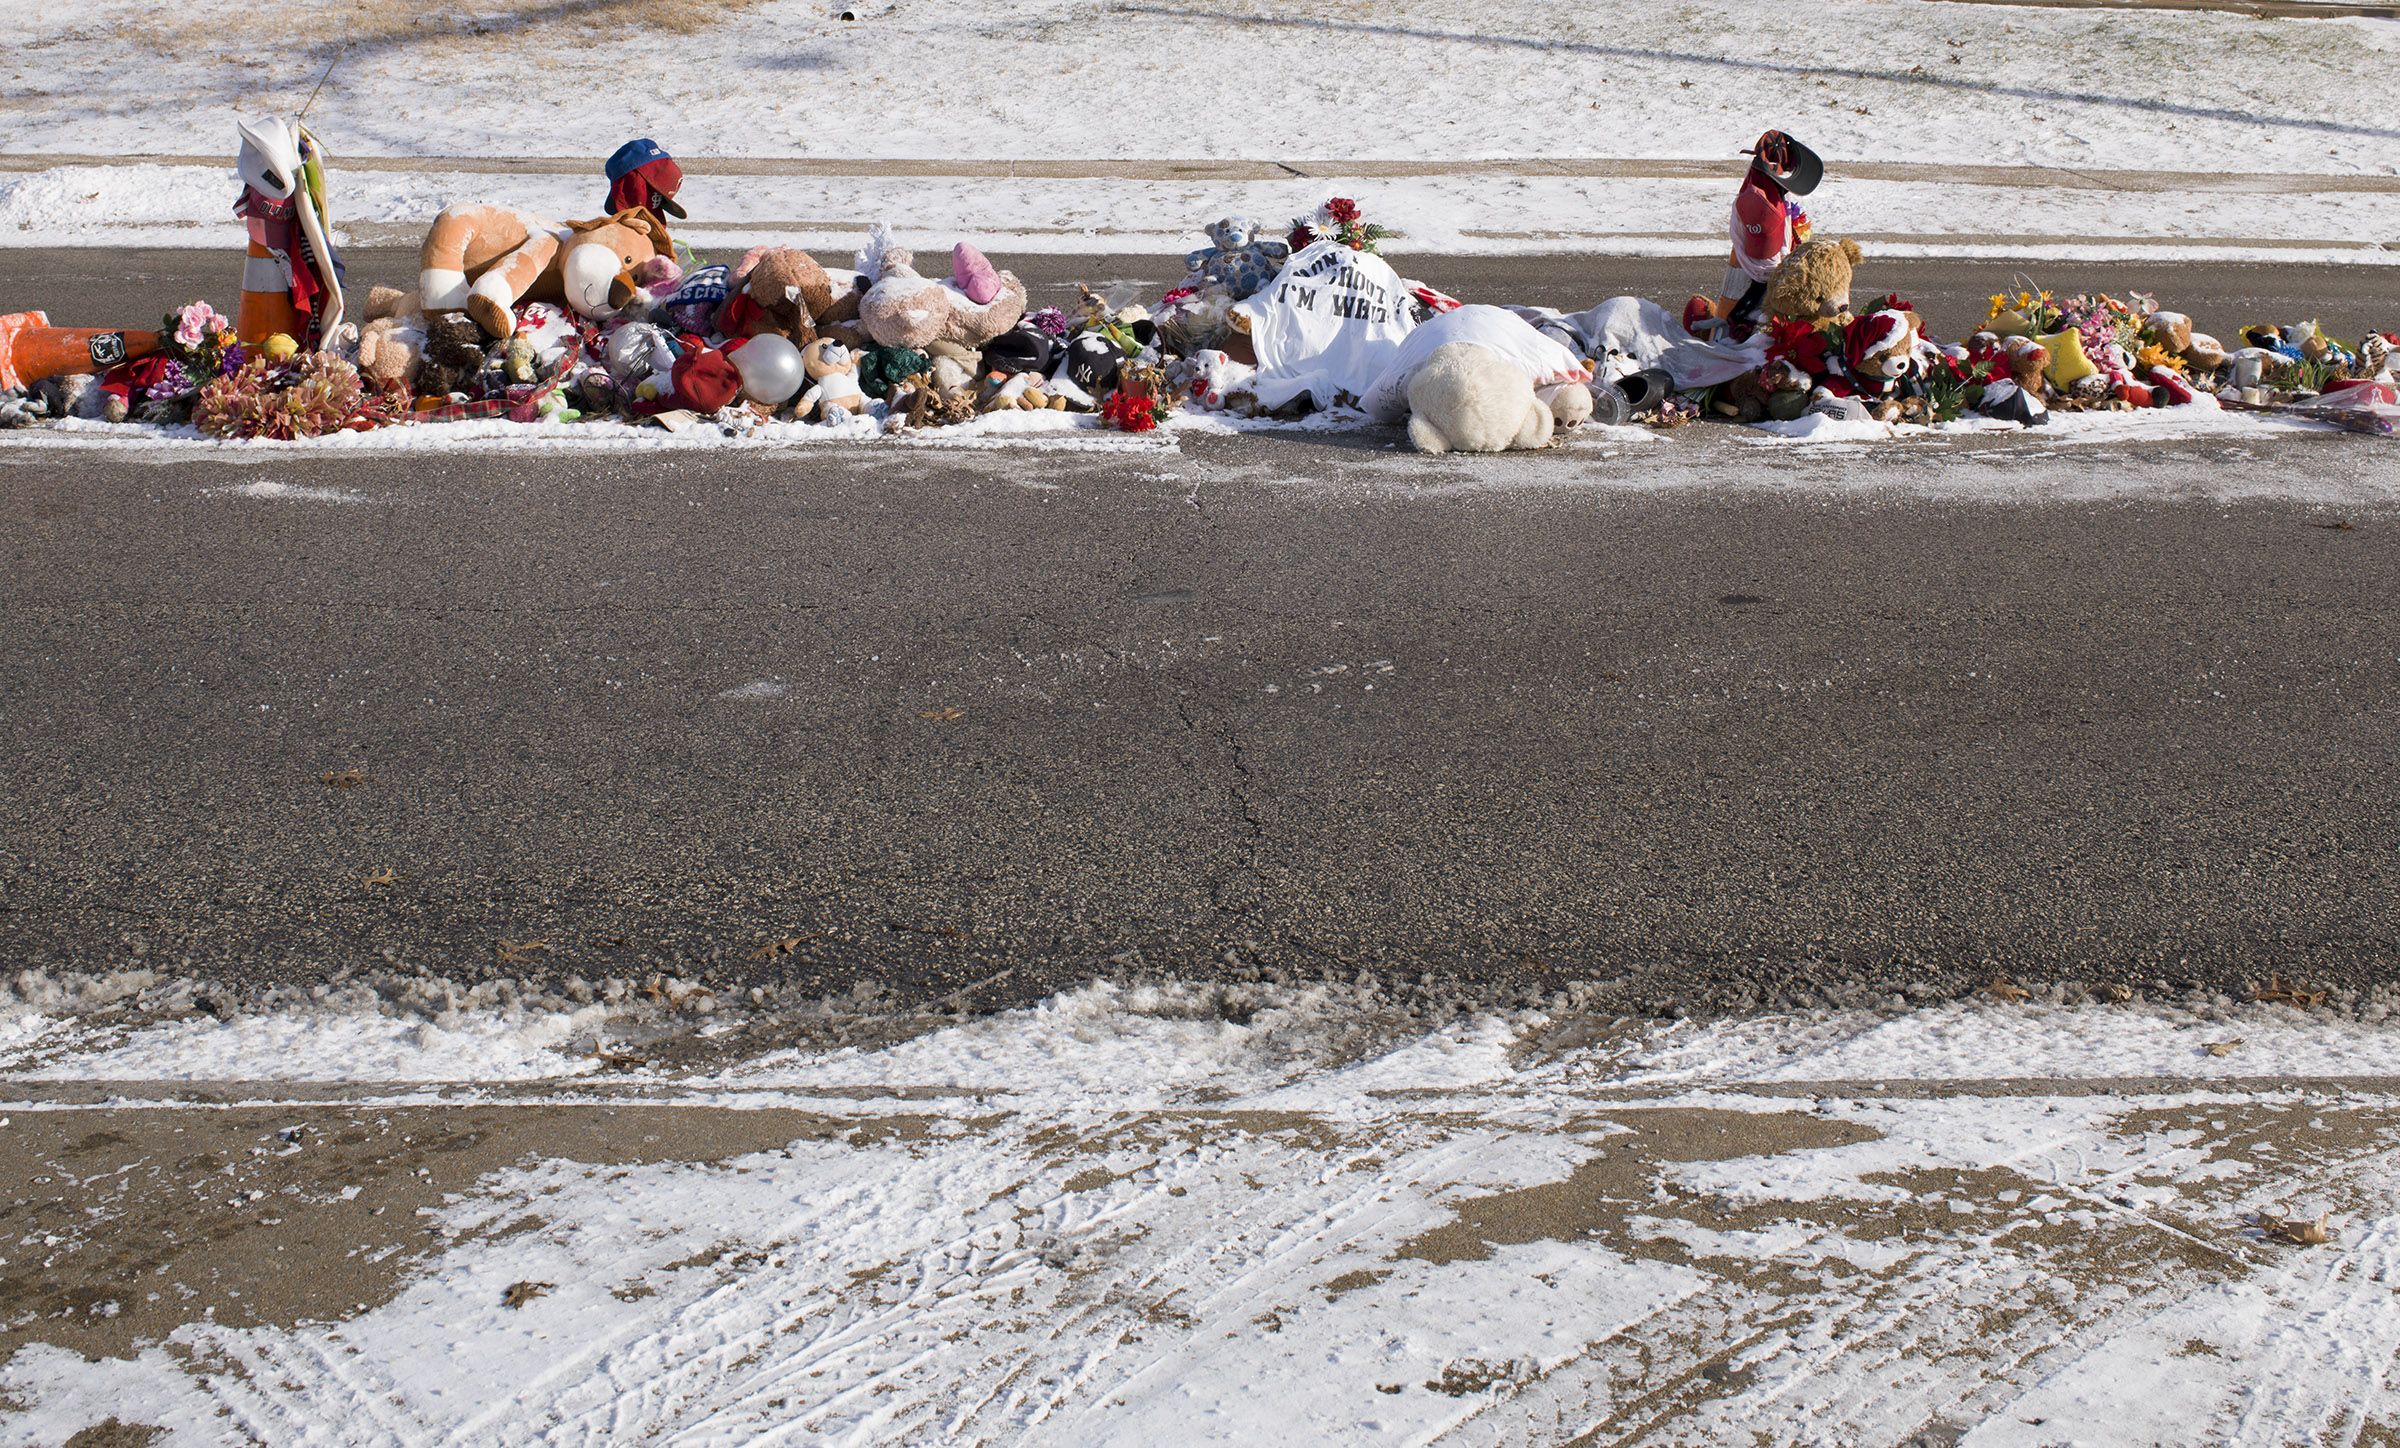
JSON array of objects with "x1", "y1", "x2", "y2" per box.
[{"x1": 952, "y1": 243, "x2": 1002, "y2": 306}]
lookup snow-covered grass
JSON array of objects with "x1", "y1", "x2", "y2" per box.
[
  {"x1": 3, "y1": 2, "x2": 2397, "y2": 254},
  {"x1": 12, "y1": 0, "x2": 2397, "y2": 174}
]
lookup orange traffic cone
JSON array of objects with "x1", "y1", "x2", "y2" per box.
[
  {"x1": 237, "y1": 236, "x2": 303, "y2": 345},
  {"x1": 0, "y1": 311, "x2": 162, "y2": 392}
]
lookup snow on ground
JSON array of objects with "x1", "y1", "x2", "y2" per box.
[
  {"x1": 6, "y1": 161, "x2": 2398, "y2": 258},
  {"x1": 11, "y1": 0, "x2": 2397, "y2": 173},
  {"x1": 9, "y1": 978, "x2": 2396, "y2": 1094},
  {"x1": 0, "y1": 407, "x2": 1173, "y2": 458},
  {"x1": 2, "y1": 2, "x2": 2397, "y2": 253},
  {"x1": 0, "y1": 394, "x2": 2385, "y2": 466},
  {"x1": 4, "y1": 980, "x2": 2400, "y2": 1444},
  {"x1": 2, "y1": 1001, "x2": 613, "y2": 1083}
]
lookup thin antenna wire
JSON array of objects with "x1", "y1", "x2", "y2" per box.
[{"x1": 297, "y1": 42, "x2": 349, "y2": 122}]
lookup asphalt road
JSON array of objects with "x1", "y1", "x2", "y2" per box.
[{"x1": 3, "y1": 252, "x2": 2398, "y2": 1013}]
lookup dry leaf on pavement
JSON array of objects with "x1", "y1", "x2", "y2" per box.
[{"x1": 2254, "y1": 974, "x2": 2326, "y2": 1008}]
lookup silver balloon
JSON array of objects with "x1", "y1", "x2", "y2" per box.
[{"x1": 730, "y1": 334, "x2": 806, "y2": 405}]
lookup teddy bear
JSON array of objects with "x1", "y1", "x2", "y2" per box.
[
  {"x1": 1180, "y1": 217, "x2": 1290, "y2": 301},
  {"x1": 1996, "y1": 334, "x2": 2049, "y2": 393},
  {"x1": 916, "y1": 338, "x2": 979, "y2": 383},
  {"x1": 419, "y1": 204, "x2": 668, "y2": 340},
  {"x1": 1844, "y1": 306, "x2": 1922, "y2": 391},
  {"x1": 1402, "y1": 342, "x2": 1557, "y2": 454},
  {"x1": 793, "y1": 337, "x2": 868, "y2": 422},
  {"x1": 417, "y1": 313, "x2": 493, "y2": 398},
  {"x1": 2144, "y1": 309, "x2": 2229, "y2": 374},
  {"x1": 1766, "y1": 238, "x2": 1864, "y2": 323},
  {"x1": 353, "y1": 285, "x2": 427, "y2": 396},
  {"x1": 2144, "y1": 310, "x2": 2194, "y2": 357},
  {"x1": 1170, "y1": 349, "x2": 1258, "y2": 413},
  {"x1": 927, "y1": 348, "x2": 977, "y2": 395},
  {"x1": 716, "y1": 245, "x2": 836, "y2": 348},
  {"x1": 1538, "y1": 380, "x2": 1594, "y2": 431},
  {"x1": 852, "y1": 226, "x2": 1028, "y2": 353},
  {"x1": 492, "y1": 303, "x2": 580, "y2": 386},
  {"x1": 1756, "y1": 359, "x2": 1813, "y2": 420},
  {"x1": 2360, "y1": 331, "x2": 2393, "y2": 382}
]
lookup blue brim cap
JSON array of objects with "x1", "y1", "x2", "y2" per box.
[{"x1": 607, "y1": 138, "x2": 671, "y2": 183}]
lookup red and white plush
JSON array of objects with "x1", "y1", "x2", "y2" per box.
[{"x1": 1842, "y1": 307, "x2": 1920, "y2": 391}]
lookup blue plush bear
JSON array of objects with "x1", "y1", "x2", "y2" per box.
[{"x1": 1181, "y1": 218, "x2": 1291, "y2": 302}]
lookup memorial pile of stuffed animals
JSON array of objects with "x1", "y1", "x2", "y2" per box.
[{"x1": 0, "y1": 124, "x2": 2393, "y2": 448}]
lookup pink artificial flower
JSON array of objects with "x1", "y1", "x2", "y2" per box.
[{"x1": 175, "y1": 302, "x2": 229, "y2": 349}]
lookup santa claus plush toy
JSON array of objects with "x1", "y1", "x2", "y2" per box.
[{"x1": 1842, "y1": 308, "x2": 1921, "y2": 400}]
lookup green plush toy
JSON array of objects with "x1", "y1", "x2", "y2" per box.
[{"x1": 858, "y1": 345, "x2": 930, "y2": 400}]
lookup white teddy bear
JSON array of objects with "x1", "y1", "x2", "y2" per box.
[{"x1": 1404, "y1": 343, "x2": 1563, "y2": 454}]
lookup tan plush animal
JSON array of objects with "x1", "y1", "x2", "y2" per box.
[
  {"x1": 792, "y1": 338, "x2": 868, "y2": 422},
  {"x1": 852, "y1": 228, "x2": 1028, "y2": 352},
  {"x1": 419, "y1": 205, "x2": 667, "y2": 339},
  {"x1": 2148, "y1": 311, "x2": 2229, "y2": 371},
  {"x1": 353, "y1": 284, "x2": 426, "y2": 395},
  {"x1": 716, "y1": 245, "x2": 836, "y2": 347},
  {"x1": 1765, "y1": 238, "x2": 1864, "y2": 323}
]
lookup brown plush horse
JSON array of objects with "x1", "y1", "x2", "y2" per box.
[{"x1": 419, "y1": 205, "x2": 667, "y2": 339}]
